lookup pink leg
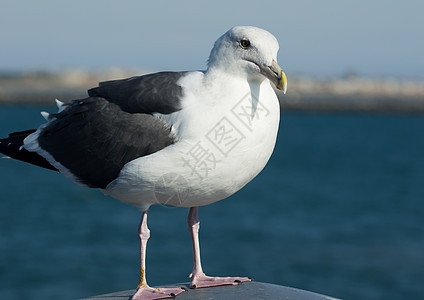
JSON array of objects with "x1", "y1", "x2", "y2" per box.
[
  {"x1": 132, "y1": 211, "x2": 185, "y2": 300},
  {"x1": 187, "y1": 207, "x2": 251, "y2": 289}
]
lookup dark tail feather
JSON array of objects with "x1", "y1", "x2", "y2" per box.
[{"x1": 0, "y1": 129, "x2": 58, "y2": 171}]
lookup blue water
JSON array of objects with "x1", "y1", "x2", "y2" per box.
[{"x1": 0, "y1": 105, "x2": 423, "y2": 300}]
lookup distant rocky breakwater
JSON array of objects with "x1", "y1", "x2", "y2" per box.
[{"x1": 1, "y1": 69, "x2": 423, "y2": 113}]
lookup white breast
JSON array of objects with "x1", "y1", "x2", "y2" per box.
[{"x1": 104, "y1": 77, "x2": 280, "y2": 211}]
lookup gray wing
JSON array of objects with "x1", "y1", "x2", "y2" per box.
[
  {"x1": 88, "y1": 71, "x2": 187, "y2": 114},
  {"x1": 36, "y1": 97, "x2": 175, "y2": 189}
]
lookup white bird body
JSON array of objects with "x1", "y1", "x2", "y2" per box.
[{"x1": 105, "y1": 72, "x2": 280, "y2": 210}]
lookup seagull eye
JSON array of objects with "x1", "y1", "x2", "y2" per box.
[{"x1": 240, "y1": 39, "x2": 251, "y2": 49}]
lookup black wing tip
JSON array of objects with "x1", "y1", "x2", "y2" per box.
[{"x1": 0, "y1": 130, "x2": 58, "y2": 172}]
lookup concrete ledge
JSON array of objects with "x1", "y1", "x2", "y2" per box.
[{"x1": 80, "y1": 281, "x2": 340, "y2": 300}]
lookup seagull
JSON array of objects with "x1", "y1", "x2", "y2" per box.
[{"x1": 0, "y1": 26, "x2": 287, "y2": 299}]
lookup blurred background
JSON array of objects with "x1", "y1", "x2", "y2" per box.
[{"x1": 0, "y1": 1, "x2": 423, "y2": 299}]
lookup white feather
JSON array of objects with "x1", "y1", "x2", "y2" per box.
[
  {"x1": 55, "y1": 99, "x2": 66, "y2": 112},
  {"x1": 41, "y1": 111, "x2": 50, "y2": 121}
]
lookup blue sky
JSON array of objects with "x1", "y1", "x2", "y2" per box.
[{"x1": 1, "y1": 0, "x2": 423, "y2": 78}]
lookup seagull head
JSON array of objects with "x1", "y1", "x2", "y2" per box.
[{"x1": 207, "y1": 26, "x2": 287, "y2": 94}]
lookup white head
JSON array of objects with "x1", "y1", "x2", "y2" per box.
[{"x1": 208, "y1": 26, "x2": 287, "y2": 93}]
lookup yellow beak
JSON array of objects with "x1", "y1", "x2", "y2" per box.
[{"x1": 259, "y1": 60, "x2": 287, "y2": 94}]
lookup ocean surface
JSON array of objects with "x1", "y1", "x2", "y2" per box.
[{"x1": 0, "y1": 105, "x2": 423, "y2": 300}]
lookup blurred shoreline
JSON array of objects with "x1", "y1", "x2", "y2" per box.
[{"x1": 1, "y1": 69, "x2": 423, "y2": 113}]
